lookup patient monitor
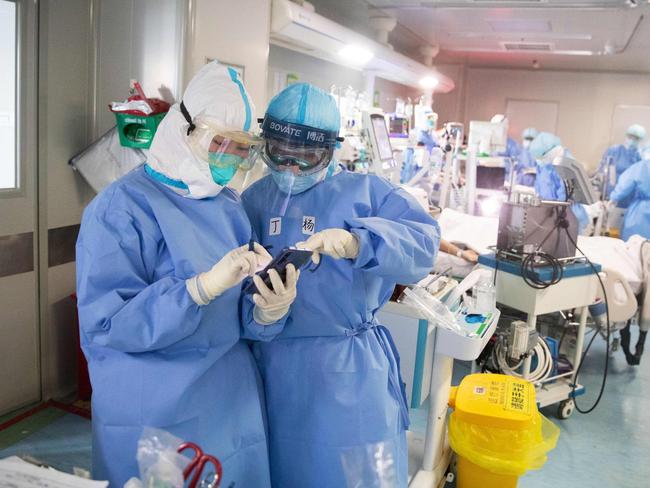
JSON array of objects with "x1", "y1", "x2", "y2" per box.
[
  {"x1": 552, "y1": 157, "x2": 598, "y2": 205},
  {"x1": 363, "y1": 111, "x2": 399, "y2": 183}
]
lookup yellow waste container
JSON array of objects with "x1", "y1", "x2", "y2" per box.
[{"x1": 448, "y1": 374, "x2": 560, "y2": 488}]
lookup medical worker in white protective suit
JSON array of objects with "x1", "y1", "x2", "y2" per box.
[{"x1": 76, "y1": 62, "x2": 297, "y2": 486}]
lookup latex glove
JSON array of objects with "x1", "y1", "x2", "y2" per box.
[
  {"x1": 252, "y1": 264, "x2": 300, "y2": 325},
  {"x1": 297, "y1": 228, "x2": 360, "y2": 265},
  {"x1": 606, "y1": 200, "x2": 618, "y2": 211},
  {"x1": 187, "y1": 243, "x2": 272, "y2": 305},
  {"x1": 585, "y1": 201, "x2": 605, "y2": 219},
  {"x1": 461, "y1": 249, "x2": 479, "y2": 263}
]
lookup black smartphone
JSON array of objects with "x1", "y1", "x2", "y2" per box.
[{"x1": 243, "y1": 247, "x2": 314, "y2": 294}]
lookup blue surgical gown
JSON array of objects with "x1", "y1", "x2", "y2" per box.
[
  {"x1": 535, "y1": 164, "x2": 590, "y2": 234},
  {"x1": 76, "y1": 167, "x2": 271, "y2": 487},
  {"x1": 535, "y1": 163, "x2": 567, "y2": 201},
  {"x1": 599, "y1": 144, "x2": 641, "y2": 194},
  {"x1": 241, "y1": 170, "x2": 440, "y2": 488},
  {"x1": 417, "y1": 128, "x2": 438, "y2": 152},
  {"x1": 515, "y1": 149, "x2": 537, "y2": 187},
  {"x1": 502, "y1": 137, "x2": 521, "y2": 184},
  {"x1": 610, "y1": 160, "x2": 650, "y2": 240}
]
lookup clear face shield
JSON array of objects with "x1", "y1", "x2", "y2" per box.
[{"x1": 187, "y1": 117, "x2": 264, "y2": 172}]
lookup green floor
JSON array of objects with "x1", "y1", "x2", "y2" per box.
[{"x1": 0, "y1": 405, "x2": 92, "y2": 473}]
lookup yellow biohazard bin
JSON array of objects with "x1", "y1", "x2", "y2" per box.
[{"x1": 448, "y1": 374, "x2": 560, "y2": 488}]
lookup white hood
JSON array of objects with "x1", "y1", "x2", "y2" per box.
[{"x1": 147, "y1": 61, "x2": 255, "y2": 198}]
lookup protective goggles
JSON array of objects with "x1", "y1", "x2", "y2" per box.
[
  {"x1": 181, "y1": 102, "x2": 263, "y2": 171},
  {"x1": 260, "y1": 115, "x2": 343, "y2": 176}
]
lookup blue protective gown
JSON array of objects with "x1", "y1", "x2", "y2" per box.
[
  {"x1": 76, "y1": 167, "x2": 271, "y2": 487},
  {"x1": 610, "y1": 159, "x2": 650, "y2": 240},
  {"x1": 598, "y1": 144, "x2": 641, "y2": 194},
  {"x1": 241, "y1": 170, "x2": 440, "y2": 488},
  {"x1": 535, "y1": 164, "x2": 590, "y2": 233},
  {"x1": 515, "y1": 149, "x2": 537, "y2": 187},
  {"x1": 417, "y1": 128, "x2": 438, "y2": 152},
  {"x1": 535, "y1": 163, "x2": 567, "y2": 201},
  {"x1": 501, "y1": 137, "x2": 521, "y2": 184}
]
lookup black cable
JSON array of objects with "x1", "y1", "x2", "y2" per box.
[
  {"x1": 521, "y1": 251, "x2": 564, "y2": 289},
  {"x1": 517, "y1": 205, "x2": 567, "y2": 290},
  {"x1": 563, "y1": 228, "x2": 610, "y2": 414}
]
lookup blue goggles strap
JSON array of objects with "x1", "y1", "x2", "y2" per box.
[{"x1": 261, "y1": 115, "x2": 340, "y2": 147}]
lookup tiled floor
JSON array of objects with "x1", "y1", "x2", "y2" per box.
[{"x1": 0, "y1": 329, "x2": 647, "y2": 487}]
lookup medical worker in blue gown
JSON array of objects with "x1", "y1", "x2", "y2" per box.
[
  {"x1": 76, "y1": 62, "x2": 298, "y2": 487},
  {"x1": 609, "y1": 143, "x2": 650, "y2": 240},
  {"x1": 597, "y1": 124, "x2": 646, "y2": 195},
  {"x1": 514, "y1": 128, "x2": 538, "y2": 186},
  {"x1": 529, "y1": 132, "x2": 590, "y2": 233},
  {"x1": 241, "y1": 83, "x2": 441, "y2": 488}
]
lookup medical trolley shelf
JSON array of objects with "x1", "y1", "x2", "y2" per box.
[
  {"x1": 478, "y1": 253, "x2": 602, "y2": 418},
  {"x1": 380, "y1": 300, "x2": 499, "y2": 488}
]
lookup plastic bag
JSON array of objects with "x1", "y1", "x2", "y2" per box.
[
  {"x1": 448, "y1": 411, "x2": 559, "y2": 477},
  {"x1": 398, "y1": 286, "x2": 469, "y2": 335},
  {"x1": 135, "y1": 427, "x2": 190, "y2": 488},
  {"x1": 69, "y1": 126, "x2": 147, "y2": 193},
  {"x1": 340, "y1": 441, "x2": 398, "y2": 488}
]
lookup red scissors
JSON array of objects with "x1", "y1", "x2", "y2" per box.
[{"x1": 177, "y1": 442, "x2": 223, "y2": 488}]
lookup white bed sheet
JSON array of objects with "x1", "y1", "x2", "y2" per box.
[{"x1": 433, "y1": 208, "x2": 644, "y2": 292}]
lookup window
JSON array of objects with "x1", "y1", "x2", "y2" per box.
[{"x1": 0, "y1": 0, "x2": 16, "y2": 190}]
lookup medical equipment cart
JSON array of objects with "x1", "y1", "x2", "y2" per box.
[{"x1": 478, "y1": 254, "x2": 601, "y2": 418}]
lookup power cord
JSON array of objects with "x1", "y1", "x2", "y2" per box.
[
  {"x1": 563, "y1": 228, "x2": 610, "y2": 414},
  {"x1": 519, "y1": 205, "x2": 568, "y2": 290}
]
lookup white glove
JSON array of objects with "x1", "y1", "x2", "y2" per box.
[
  {"x1": 252, "y1": 264, "x2": 300, "y2": 325},
  {"x1": 187, "y1": 243, "x2": 272, "y2": 305},
  {"x1": 585, "y1": 201, "x2": 605, "y2": 220},
  {"x1": 297, "y1": 228, "x2": 360, "y2": 265}
]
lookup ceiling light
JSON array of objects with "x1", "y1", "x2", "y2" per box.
[
  {"x1": 338, "y1": 45, "x2": 374, "y2": 65},
  {"x1": 419, "y1": 76, "x2": 439, "y2": 89}
]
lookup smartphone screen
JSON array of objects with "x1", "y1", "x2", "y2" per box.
[{"x1": 243, "y1": 248, "x2": 313, "y2": 294}]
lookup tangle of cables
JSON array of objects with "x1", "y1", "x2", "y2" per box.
[{"x1": 492, "y1": 337, "x2": 554, "y2": 383}]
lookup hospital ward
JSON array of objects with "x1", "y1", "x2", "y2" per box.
[{"x1": 1, "y1": 0, "x2": 650, "y2": 486}]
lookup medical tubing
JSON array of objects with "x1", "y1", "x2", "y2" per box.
[
  {"x1": 564, "y1": 228, "x2": 610, "y2": 414},
  {"x1": 493, "y1": 338, "x2": 554, "y2": 383}
]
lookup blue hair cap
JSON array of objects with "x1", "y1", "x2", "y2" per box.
[
  {"x1": 266, "y1": 83, "x2": 340, "y2": 133},
  {"x1": 530, "y1": 132, "x2": 562, "y2": 159}
]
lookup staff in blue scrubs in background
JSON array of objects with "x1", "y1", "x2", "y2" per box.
[
  {"x1": 609, "y1": 143, "x2": 650, "y2": 240},
  {"x1": 76, "y1": 62, "x2": 295, "y2": 487},
  {"x1": 242, "y1": 83, "x2": 441, "y2": 487},
  {"x1": 529, "y1": 132, "x2": 590, "y2": 233},
  {"x1": 598, "y1": 124, "x2": 646, "y2": 195}
]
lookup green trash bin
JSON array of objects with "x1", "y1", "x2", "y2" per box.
[{"x1": 113, "y1": 111, "x2": 167, "y2": 149}]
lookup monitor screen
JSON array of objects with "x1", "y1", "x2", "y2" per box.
[
  {"x1": 371, "y1": 115, "x2": 394, "y2": 161},
  {"x1": 476, "y1": 165, "x2": 506, "y2": 190}
]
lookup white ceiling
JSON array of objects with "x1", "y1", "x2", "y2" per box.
[{"x1": 307, "y1": 0, "x2": 650, "y2": 72}]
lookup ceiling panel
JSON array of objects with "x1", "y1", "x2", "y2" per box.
[{"x1": 308, "y1": 0, "x2": 650, "y2": 72}]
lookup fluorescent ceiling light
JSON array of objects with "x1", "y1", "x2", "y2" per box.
[
  {"x1": 419, "y1": 76, "x2": 439, "y2": 89},
  {"x1": 338, "y1": 45, "x2": 374, "y2": 65},
  {"x1": 488, "y1": 19, "x2": 551, "y2": 33}
]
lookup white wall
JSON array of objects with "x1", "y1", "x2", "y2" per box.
[
  {"x1": 95, "y1": 0, "x2": 184, "y2": 136},
  {"x1": 189, "y1": 0, "x2": 272, "y2": 114},
  {"x1": 268, "y1": 45, "x2": 365, "y2": 101},
  {"x1": 434, "y1": 65, "x2": 650, "y2": 170},
  {"x1": 268, "y1": 45, "x2": 424, "y2": 116}
]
